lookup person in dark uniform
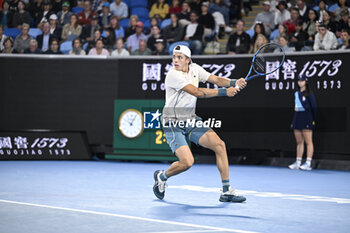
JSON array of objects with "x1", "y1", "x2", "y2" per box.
[{"x1": 289, "y1": 74, "x2": 316, "y2": 171}]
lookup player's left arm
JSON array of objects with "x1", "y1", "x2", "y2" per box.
[{"x1": 207, "y1": 75, "x2": 247, "y2": 89}]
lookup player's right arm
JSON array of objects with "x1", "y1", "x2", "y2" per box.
[{"x1": 182, "y1": 84, "x2": 239, "y2": 98}]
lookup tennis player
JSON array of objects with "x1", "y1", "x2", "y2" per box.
[
  {"x1": 289, "y1": 74, "x2": 317, "y2": 170},
  {"x1": 153, "y1": 45, "x2": 247, "y2": 202}
]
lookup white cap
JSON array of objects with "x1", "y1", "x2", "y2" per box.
[
  {"x1": 49, "y1": 14, "x2": 58, "y2": 20},
  {"x1": 173, "y1": 45, "x2": 191, "y2": 58},
  {"x1": 263, "y1": 1, "x2": 270, "y2": 6}
]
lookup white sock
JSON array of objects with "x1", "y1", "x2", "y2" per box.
[
  {"x1": 306, "y1": 158, "x2": 312, "y2": 166},
  {"x1": 296, "y1": 157, "x2": 302, "y2": 165}
]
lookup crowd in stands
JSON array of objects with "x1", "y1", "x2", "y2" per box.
[{"x1": 0, "y1": 0, "x2": 349, "y2": 56}]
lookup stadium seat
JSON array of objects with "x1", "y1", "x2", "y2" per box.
[
  {"x1": 29, "y1": 28, "x2": 42, "y2": 39},
  {"x1": 60, "y1": 41, "x2": 72, "y2": 54},
  {"x1": 72, "y1": 7, "x2": 84, "y2": 14},
  {"x1": 270, "y1": 29, "x2": 279, "y2": 41},
  {"x1": 143, "y1": 19, "x2": 151, "y2": 29},
  {"x1": 4, "y1": 28, "x2": 21, "y2": 39},
  {"x1": 129, "y1": 0, "x2": 147, "y2": 8},
  {"x1": 131, "y1": 7, "x2": 149, "y2": 20},
  {"x1": 160, "y1": 18, "x2": 171, "y2": 29},
  {"x1": 168, "y1": 41, "x2": 190, "y2": 55},
  {"x1": 83, "y1": 42, "x2": 88, "y2": 51},
  {"x1": 120, "y1": 18, "x2": 130, "y2": 29},
  {"x1": 328, "y1": 4, "x2": 339, "y2": 13},
  {"x1": 123, "y1": 0, "x2": 130, "y2": 7},
  {"x1": 245, "y1": 29, "x2": 254, "y2": 38}
]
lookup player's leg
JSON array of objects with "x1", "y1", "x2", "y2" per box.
[
  {"x1": 289, "y1": 129, "x2": 304, "y2": 169},
  {"x1": 153, "y1": 127, "x2": 192, "y2": 200},
  {"x1": 300, "y1": 129, "x2": 313, "y2": 170},
  {"x1": 197, "y1": 129, "x2": 246, "y2": 202}
]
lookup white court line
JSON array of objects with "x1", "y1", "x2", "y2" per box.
[
  {"x1": 0, "y1": 199, "x2": 261, "y2": 233},
  {"x1": 148, "y1": 230, "x2": 227, "y2": 233}
]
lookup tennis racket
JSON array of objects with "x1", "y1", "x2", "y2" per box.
[{"x1": 236, "y1": 43, "x2": 285, "y2": 88}]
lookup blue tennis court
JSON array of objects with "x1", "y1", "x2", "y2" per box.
[{"x1": 0, "y1": 161, "x2": 349, "y2": 233}]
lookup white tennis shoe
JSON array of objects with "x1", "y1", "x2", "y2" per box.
[{"x1": 288, "y1": 161, "x2": 300, "y2": 170}]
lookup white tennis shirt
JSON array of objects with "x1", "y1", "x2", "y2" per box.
[{"x1": 163, "y1": 63, "x2": 211, "y2": 121}]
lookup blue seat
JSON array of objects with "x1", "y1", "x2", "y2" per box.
[
  {"x1": 143, "y1": 19, "x2": 151, "y2": 29},
  {"x1": 83, "y1": 42, "x2": 88, "y2": 51},
  {"x1": 60, "y1": 41, "x2": 72, "y2": 54},
  {"x1": 131, "y1": 7, "x2": 149, "y2": 20},
  {"x1": 269, "y1": 29, "x2": 279, "y2": 41},
  {"x1": 245, "y1": 29, "x2": 254, "y2": 38},
  {"x1": 329, "y1": 4, "x2": 339, "y2": 12},
  {"x1": 72, "y1": 7, "x2": 84, "y2": 14},
  {"x1": 120, "y1": 18, "x2": 130, "y2": 29},
  {"x1": 160, "y1": 18, "x2": 171, "y2": 29},
  {"x1": 168, "y1": 41, "x2": 190, "y2": 55},
  {"x1": 129, "y1": 0, "x2": 147, "y2": 8},
  {"x1": 29, "y1": 28, "x2": 42, "y2": 39},
  {"x1": 123, "y1": 0, "x2": 131, "y2": 7},
  {"x1": 4, "y1": 28, "x2": 21, "y2": 39}
]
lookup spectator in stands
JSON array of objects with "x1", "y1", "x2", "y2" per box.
[
  {"x1": 1, "y1": 37, "x2": 14, "y2": 53},
  {"x1": 190, "y1": 0, "x2": 202, "y2": 16},
  {"x1": 13, "y1": 23, "x2": 32, "y2": 53},
  {"x1": 277, "y1": 35, "x2": 295, "y2": 52},
  {"x1": 103, "y1": 26, "x2": 116, "y2": 51},
  {"x1": 85, "y1": 28, "x2": 101, "y2": 53},
  {"x1": 313, "y1": 23, "x2": 338, "y2": 51},
  {"x1": 336, "y1": 9, "x2": 350, "y2": 37},
  {"x1": 9, "y1": 0, "x2": 20, "y2": 13},
  {"x1": 109, "y1": 15, "x2": 124, "y2": 39},
  {"x1": 61, "y1": 13, "x2": 82, "y2": 41},
  {"x1": 290, "y1": 20, "x2": 309, "y2": 51},
  {"x1": 317, "y1": 0, "x2": 328, "y2": 22},
  {"x1": 81, "y1": 14, "x2": 100, "y2": 42},
  {"x1": 28, "y1": 0, "x2": 43, "y2": 24},
  {"x1": 147, "y1": 25, "x2": 165, "y2": 52},
  {"x1": 334, "y1": 0, "x2": 349, "y2": 22},
  {"x1": 296, "y1": 0, "x2": 310, "y2": 22},
  {"x1": 209, "y1": 0, "x2": 232, "y2": 37},
  {"x1": 321, "y1": 10, "x2": 337, "y2": 34},
  {"x1": 163, "y1": 13, "x2": 184, "y2": 45},
  {"x1": 209, "y1": 0, "x2": 230, "y2": 27},
  {"x1": 49, "y1": 14, "x2": 61, "y2": 40},
  {"x1": 131, "y1": 38, "x2": 152, "y2": 55},
  {"x1": 302, "y1": 9, "x2": 317, "y2": 40},
  {"x1": 24, "y1": 39, "x2": 42, "y2": 54},
  {"x1": 149, "y1": 0, "x2": 169, "y2": 20},
  {"x1": 0, "y1": 1, "x2": 13, "y2": 28},
  {"x1": 177, "y1": 0, "x2": 191, "y2": 26},
  {"x1": 88, "y1": 38, "x2": 109, "y2": 55},
  {"x1": 153, "y1": 38, "x2": 168, "y2": 55},
  {"x1": 337, "y1": 29, "x2": 350, "y2": 49},
  {"x1": 251, "y1": 22, "x2": 266, "y2": 47},
  {"x1": 0, "y1": 25, "x2": 7, "y2": 51},
  {"x1": 36, "y1": 1, "x2": 54, "y2": 27},
  {"x1": 184, "y1": 11, "x2": 204, "y2": 55},
  {"x1": 51, "y1": 0, "x2": 63, "y2": 14},
  {"x1": 37, "y1": 21, "x2": 56, "y2": 52},
  {"x1": 78, "y1": 0, "x2": 96, "y2": 26},
  {"x1": 109, "y1": 0, "x2": 128, "y2": 20},
  {"x1": 44, "y1": 37, "x2": 62, "y2": 54},
  {"x1": 199, "y1": 1, "x2": 215, "y2": 38},
  {"x1": 111, "y1": 37, "x2": 129, "y2": 56},
  {"x1": 126, "y1": 21, "x2": 147, "y2": 53},
  {"x1": 169, "y1": 0, "x2": 181, "y2": 15},
  {"x1": 274, "y1": 1, "x2": 290, "y2": 26},
  {"x1": 273, "y1": 23, "x2": 288, "y2": 44},
  {"x1": 253, "y1": 1, "x2": 274, "y2": 36},
  {"x1": 252, "y1": 33, "x2": 268, "y2": 53},
  {"x1": 226, "y1": 19, "x2": 250, "y2": 54},
  {"x1": 92, "y1": 0, "x2": 108, "y2": 14},
  {"x1": 56, "y1": 1, "x2": 72, "y2": 28},
  {"x1": 124, "y1": 14, "x2": 138, "y2": 38},
  {"x1": 284, "y1": 7, "x2": 300, "y2": 35},
  {"x1": 12, "y1": 1, "x2": 31, "y2": 28},
  {"x1": 69, "y1": 37, "x2": 85, "y2": 55},
  {"x1": 98, "y1": 2, "x2": 111, "y2": 29}
]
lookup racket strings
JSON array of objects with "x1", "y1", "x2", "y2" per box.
[{"x1": 253, "y1": 44, "x2": 284, "y2": 75}]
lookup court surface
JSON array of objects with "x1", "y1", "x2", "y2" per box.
[{"x1": 0, "y1": 161, "x2": 349, "y2": 233}]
